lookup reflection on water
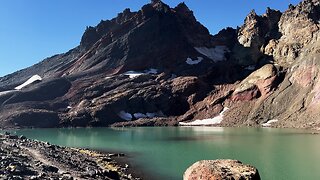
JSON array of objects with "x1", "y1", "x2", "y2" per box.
[
  {"x1": 12, "y1": 127, "x2": 320, "y2": 180},
  {"x1": 166, "y1": 135, "x2": 221, "y2": 141},
  {"x1": 188, "y1": 126, "x2": 224, "y2": 133}
]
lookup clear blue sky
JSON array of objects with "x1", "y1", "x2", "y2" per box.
[{"x1": 0, "y1": 0, "x2": 300, "y2": 77}]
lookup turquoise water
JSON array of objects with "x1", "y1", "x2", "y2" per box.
[{"x1": 11, "y1": 127, "x2": 320, "y2": 179}]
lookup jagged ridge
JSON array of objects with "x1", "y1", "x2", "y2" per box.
[{"x1": 0, "y1": 0, "x2": 320, "y2": 130}]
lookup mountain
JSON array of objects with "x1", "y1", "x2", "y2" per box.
[{"x1": 0, "y1": 0, "x2": 319, "y2": 129}]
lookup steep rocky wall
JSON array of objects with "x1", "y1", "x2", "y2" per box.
[{"x1": 1, "y1": 0, "x2": 320, "y2": 129}]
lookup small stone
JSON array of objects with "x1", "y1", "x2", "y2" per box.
[
  {"x1": 19, "y1": 135, "x2": 27, "y2": 140},
  {"x1": 102, "y1": 157, "x2": 112, "y2": 162},
  {"x1": 104, "y1": 170, "x2": 120, "y2": 179},
  {"x1": 8, "y1": 135, "x2": 19, "y2": 140},
  {"x1": 41, "y1": 165, "x2": 59, "y2": 173}
]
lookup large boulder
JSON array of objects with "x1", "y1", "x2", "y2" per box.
[{"x1": 183, "y1": 159, "x2": 260, "y2": 180}]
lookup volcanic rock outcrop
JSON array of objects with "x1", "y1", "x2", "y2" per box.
[{"x1": 0, "y1": 0, "x2": 319, "y2": 129}]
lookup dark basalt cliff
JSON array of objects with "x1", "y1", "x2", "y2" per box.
[{"x1": 0, "y1": 0, "x2": 319, "y2": 129}]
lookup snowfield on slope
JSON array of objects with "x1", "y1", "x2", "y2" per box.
[
  {"x1": 194, "y1": 46, "x2": 229, "y2": 62},
  {"x1": 0, "y1": 90, "x2": 18, "y2": 96},
  {"x1": 0, "y1": 75, "x2": 42, "y2": 96},
  {"x1": 262, "y1": 119, "x2": 278, "y2": 127},
  {"x1": 186, "y1": 57, "x2": 203, "y2": 65},
  {"x1": 179, "y1": 107, "x2": 229, "y2": 126},
  {"x1": 15, "y1": 75, "x2": 42, "y2": 90},
  {"x1": 123, "y1": 68, "x2": 158, "y2": 78},
  {"x1": 118, "y1": 111, "x2": 133, "y2": 121},
  {"x1": 118, "y1": 111, "x2": 164, "y2": 121}
]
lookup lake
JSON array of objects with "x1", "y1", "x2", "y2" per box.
[{"x1": 11, "y1": 127, "x2": 320, "y2": 179}]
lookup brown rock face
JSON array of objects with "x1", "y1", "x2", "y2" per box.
[
  {"x1": 1, "y1": 0, "x2": 320, "y2": 129},
  {"x1": 183, "y1": 159, "x2": 260, "y2": 180},
  {"x1": 232, "y1": 64, "x2": 277, "y2": 101},
  {"x1": 0, "y1": 1, "x2": 219, "y2": 128},
  {"x1": 264, "y1": 0, "x2": 320, "y2": 65},
  {"x1": 234, "y1": 8, "x2": 282, "y2": 65}
]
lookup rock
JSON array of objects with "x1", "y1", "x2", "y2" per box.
[
  {"x1": 0, "y1": 133, "x2": 137, "y2": 179},
  {"x1": 8, "y1": 135, "x2": 19, "y2": 139},
  {"x1": 104, "y1": 170, "x2": 120, "y2": 180},
  {"x1": 267, "y1": 0, "x2": 320, "y2": 65},
  {"x1": 183, "y1": 159, "x2": 260, "y2": 180},
  {"x1": 41, "y1": 165, "x2": 59, "y2": 173},
  {"x1": 235, "y1": 8, "x2": 281, "y2": 64},
  {"x1": 1, "y1": 0, "x2": 320, "y2": 129},
  {"x1": 232, "y1": 64, "x2": 277, "y2": 101},
  {"x1": 0, "y1": 0, "x2": 218, "y2": 128},
  {"x1": 19, "y1": 135, "x2": 27, "y2": 140}
]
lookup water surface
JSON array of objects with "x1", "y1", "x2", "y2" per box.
[{"x1": 12, "y1": 127, "x2": 320, "y2": 179}]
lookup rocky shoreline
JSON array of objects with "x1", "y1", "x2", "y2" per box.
[{"x1": 0, "y1": 132, "x2": 139, "y2": 180}]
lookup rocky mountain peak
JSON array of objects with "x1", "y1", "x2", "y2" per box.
[
  {"x1": 174, "y1": 2, "x2": 193, "y2": 19},
  {"x1": 116, "y1": 8, "x2": 134, "y2": 22},
  {"x1": 80, "y1": 7, "x2": 138, "y2": 50},
  {"x1": 298, "y1": 0, "x2": 320, "y2": 22},
  {"x1": 149, "y1": 0, "x2": 170, "y2": 12},
  {"x1": 263, "y1": 0, "x2": 320, "y2": 65},
  {"x1": 264, "y1": 7, "x2": 281, "y2": 19},
  {"x1": 246, "y1": 9, "x2": 258, "y2": 21},
  {"x1": 175, "y1": 2, "x2": 190, "y2": 12},
  {"x1": 234, "y1": 6, "x2": 282, "y2": 66},
  {"x1": 141, "y1": 1, "x2": 170, "y2": 19},
  {"x1": 3, "y1": 0, "x2": 320, "y2": 130},
  {"x1": 284, "y1": 0, "x2": 320, "y2": 19},
  {"x1": 150, "y1": 0, "x2": 161, "y2": 4}
]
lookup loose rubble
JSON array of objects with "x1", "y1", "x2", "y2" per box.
[{"x1": 0, "y1": 133, "x2": 139, "y2": 180}]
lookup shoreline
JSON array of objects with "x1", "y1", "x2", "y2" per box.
[
  {"x1": 1, "y1": 126, "x2": 319, "y2": 179},
  {"x1": 93, "y1": 148, "x2": 155, "y2": 180},
  {"x1": 2, "y1": 124, "x2": 319, "y2": 135},
  {"x1": 0, "y1": 132, "x2": 141, "y2": 179},
  {"x1": 3, "y1": 122, "x2": 320, "y2": 131}
]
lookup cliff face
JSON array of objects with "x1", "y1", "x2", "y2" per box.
[
  {"x1": 0, "y1": 0, "x2": 319, "y2": 129},
  {"x1": 220, "y1": 0, "x2": 320, "y2": 129}
]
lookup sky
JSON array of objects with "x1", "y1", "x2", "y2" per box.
[{"x1": 0, "y1": 0, "x2": 301, "y2": 77}]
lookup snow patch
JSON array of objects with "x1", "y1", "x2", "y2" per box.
[
  {"x1": 188, "y1": 126, "x2": 224, "y2": 133},
  {"x1": 169, "y1": 74, "x2": 177, "y2": 80},
  {"x1": 179, "y1": 107, "x2": 229, "y2": 126},
  {"x1": 144, "y1": 68, "x2": 158, "y2": 74},
  {"x1": 133, "y1": 113, "x2": 148, "y2": 119},
  {"x1": 118, "y1": 111, "x2": 164, "y2": 121},
  {"x1": 123, "y1": 71, "x2": 144, "y2": 79},
  {"x1": 146, "y1": 112, "x2": 164, "y2": 118},
  {"x1": 15, "y1": 75, "x2": 42, "y2": 90},
  {"x1": 194, "y1": 46, "x2": 229, "y2": 62},
  {"x1": 118, "y1": 111, "x2": 133, "y2": 121},
  {"x1": 146, "y1": 112, "x2": 156, "y2": 118},
  {"x1": 262, "y1": 119, "x2": 278, "y2": 127},
  {"x1": 133, "y1": 111, "x2": 164, "y2": 119},
  {"x1": 186, "y1": 57, "x2": 203, "y2": 65},
  {"x1": 245, "y1": 65, "x2": 255, "y2": 70},
  {"x1": 124, "y1": 68, "x2": 158, "y2": 79},
  {"x1": 0, "y1": 90, "x2": 17, "y2": 96}
]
